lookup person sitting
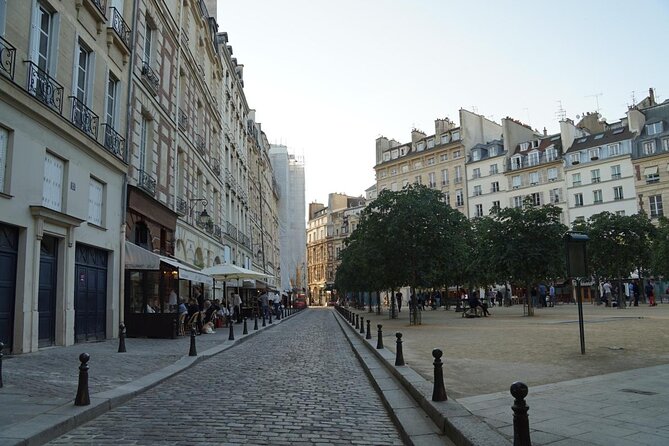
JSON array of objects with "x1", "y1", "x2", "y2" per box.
[
  {"x1": 203, "y1": 300, "x2": 216, "y2": 324},
  {"x1": 469, "y1": 293, "x2": 490, "y2": 317},
  {"x1": 178, "y1": 299, "x2": 188, "y2": 316}
]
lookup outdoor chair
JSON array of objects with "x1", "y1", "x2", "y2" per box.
[{"x1": 177, "y1": 312, "x2": 186, "y2": 336}]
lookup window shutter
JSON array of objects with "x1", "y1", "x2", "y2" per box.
[
  {"x1": 88, "y1": 178, "x2": 103, "y2": 225},
  {"x1": 42, "y1": 153, "x2": 63, "y2": 211},
  {"x1": 0, "y1": 128, "x2": 7, "y2": 192}
]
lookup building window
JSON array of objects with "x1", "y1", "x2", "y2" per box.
[
  {"x1": 106, "y1": 73, "x2": 119, "y2": 126},
  {"x1": 75, "y1": 40, "x2": 93, "y2": 103},
  {"x1": 490, "y1": 164, "x2": 498, "y2": 175},
  {"x1": 401, "y1": 165, "x2": 409, "y2": 173},
  {"x1": 649, "y1": 195, "x2": 663, "y2": 218},
  {"x1": 588, "y1": 148, "x2": 600, "y2": 161},
  {"x1": 646, "y1": 122, "x2": 663, "y2": 135},
  {"x1": 427, "y1": 139, "x2": 434, "y2": 148},
  {"x1": 643, "y1": 140, "x2": 656, "y2": 155},
  {"x1": 528, "y1": 151, "x2": 540, "y2": 166},
  {"x1": 608, "y1": 143, "x2": 621, "y2": 156},
  {"x1": 439, "y1": 153, "x2": 447, "y2": 162},
  {"x1": 472, "y1": 150, "x2": 481, "y2": 162},
  {"x1": 513, "y1": 196, "x2": 523, "y2": 208},
  {"x1": 416, "y1": 142, "x2": 425, "y2": 151},
  {"x1": 427, "y1": 157, "x2": 435, "y2": 165},
  {"x1": 441, "y1": 134, "x2": 450, "y2": 144},
  {"x1": 645, "y1": 166, "x2": 660, "y2": 184},
  {"x1": 456, "y1": 190, "x2": 464, "y2": 207},
  {"x1": 574, "y1": 193, "x2": 583, "y2": 207},
  {"x1": 593, "y1": 189, "x2": 603, "y2": 204},
  {"x1": 451, "y1": 131, "x2": 460, "y2": 141},
  {"x1": 473, "y1": 185, "x2": 482, "y2": 196},
  {"x1": 30, "y1": 2, "x2": 56, "y2": 72},
  {"x1": 402, "y1": 179, "x2": 409, "y2": 187},
  {"x1": 529, "y1": 172, "x2": 539, "y2": 185},
  {"x1": 491, "y1": 200, "x2": 500, "y2": 211},
  {"x1": 139, "y1": 116, "x2": 149, "y2": 173},
  {"x1": 549, "y1": 188, "x2": 561, "y2": 204},
  {"x1": 0, "y1": 127, "x2": 8, "y2": 193},
  {"x1": 441, "y1": 169, "x2": 448, "y2": 185},
  {"x1": 414, "y1": 161, "x2": 422, "y2": 170},
  {"x1": 390, "y1": 168, "x2": 397, "y2": 175},
  {"x1": 475, "y1": 204, "x2": 483, "y2": 217},
  {"x1": 144, "y1": 20, "x2": 154, "y2": 65},
  {"x1": 390, "y1": 182, "x2": 397, "y2": 191},
  {"x1": 489, "y1": 146, "x2": 498, "y2": 157},
  {"x1": 491, "y1": 181, "x2": 499, "y2": 193},
  {"x1": 512, "y1": 175, "x2": 521, "y2": 188},
  {"x1": 414, "y1": 175, "x2": 422, "y2": 185},
  {"x1": 547, "y1": 167, "x2": 558, "y2": 181},
  {"x1": 511, "y1": 156, "x2": 522, "y2": 170},
  {"x1": 428, "y1": 172, "x2": 436, "y2": 188},
  {"x1": 454, "y1": 166, "x2": 462, "y2": 183},
  {"x1": 453, "y1": 150, "x2": 461, "y2": 159},
  {"x1": 88, "y1": 177, "x2": 104, "y2": 226},
  {"x1": 663, "y1": 138, "x2": 669, "y2": 152},
  {"x1": 378, "y1": 171, "x2": 386, "y2": 179},
  {"x1": 572, "y1": 173, "x2": 581, "y2": 186},
  {"x1": 520, "y1": 142, "x2": 529, "y2": 151},
  {"x1": 546, "y1": 147, "x2": 557, "y2": 161},
  {"x1": 591, "y1": 169, "x2": 601, "y2": 183},
  {"x1": 472, "y1": 168, "x2": 481, "y2": 179},
  {"x1": 43, "y1": 152, "x2": 64, "y2": 212},
  {"x1": 611, "y1": 165, "x2": 621, "y2": 180},
  {"x1": 383, "y1": 152, "x2": 390, "y2": 162},
  {"x1": 530, "y1": 192, "x2": 541, "y2": 206},
  {"x1": 613, "y1": 186, "x2": 624, "y2": 201},
  {"x1": 570, "y1": 153, "x2": 581, "y2": 165}
]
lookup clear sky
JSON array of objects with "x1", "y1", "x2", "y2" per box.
[{"x1": 217, "y1": 0, "x2": 669, "y2": 206}]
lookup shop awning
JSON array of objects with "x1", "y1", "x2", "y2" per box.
[
  {"x1": 124, "y1": 241, "x2": 212, "y2": 286},
  {"x1": 644, "y1": 166, "x2": 659, "y2": 176}
]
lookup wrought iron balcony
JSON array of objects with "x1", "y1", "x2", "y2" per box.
[
  {"x1": 226, "y1": 222, "x2": 238, "y2": 240},
  {"x1": 89, "y1": 0, "x2": 107, "y2": 17},
  {"x1": 140, "y1": 61, "x2": 160, "y2": 96},
  {"x1": 225, "y1": 168, "x2": 233, "y2": 187},
  {"x1": 175, "y1": 196, "x2": 188, "y2": 216},
  {"x1": 101, "y1": 124, "x2": 126, "y2": 160},
  {"x1": 69, "y1": 96, "x2": 99, "y2": 139},
  {"x1": 178, "y1": 108, "x2": 188, "y2": 131},
  {"x1": 194, "y1": 133, "x2": 206, "y2": 156},
  {"x1": 108, "y1": 7, "x2": 131, "y2": 50},
  {"x1": 0, "y1": 36, "x2": 16, "y2": 80},
  {"x1": 212, "y1": 158, "x2": 221, "y2": 176},
  {"x1": 213, "y1": 224, "x2": 222, "y2": 240},
  {"x1": 138, "y1": 169, "x2": 156, "y2": 196},
  {"x1": 25, "y1": 61, "x2": 64, "y2": 114}
]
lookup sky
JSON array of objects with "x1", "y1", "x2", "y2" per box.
[{"x1": 216, "y1": 0, "x2": 669, "y2": 206}]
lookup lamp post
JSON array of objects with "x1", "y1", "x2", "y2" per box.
[
  {"x1": 188, "y1": 198, "x2": 209, "y2": 226},
  {"x1": 565, "y1": 231, "x2": 589, "y2": 355}
]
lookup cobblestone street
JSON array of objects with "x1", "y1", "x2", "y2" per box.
[{"x1": 48, "y1": 310, "x2": 404, "y2": 445}]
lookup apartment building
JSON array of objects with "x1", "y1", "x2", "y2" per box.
[
  {"x1": 0, "y1": 0, "x2": 132, "y2": 352},
  {"x1": 630, "y1": 101, "x2": 669, "y2": 221}
]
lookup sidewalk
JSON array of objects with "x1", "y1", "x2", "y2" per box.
[
  {"x1": 0, "y1": 312, "x2": 297, "y2": 446},
  {"x1": 342, "y1": 303, "x2": 669, "y2": 445}
]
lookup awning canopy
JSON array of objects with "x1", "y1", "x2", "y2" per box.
[
  {"x1": 644, "y1": 166, "x2": 659, "y2": 176},
  {"x1": 124, "y1": 241, "x2": 212, "y2": 286}
]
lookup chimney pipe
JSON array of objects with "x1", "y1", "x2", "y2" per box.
[
  {"x1": 649, "y1": 88, "x2": 656, "y2": 106},
  {"x1": 543, "y1": 127, "x2": 547, "y2": 136}
]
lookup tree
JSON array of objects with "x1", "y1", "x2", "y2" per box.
[{"x1": 651, "y1": 217, "x2": 669, "y2": 278}]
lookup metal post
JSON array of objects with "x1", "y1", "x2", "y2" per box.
[
  {"x1": 395, "y1": 333, "x2": 405, "y2": 366},
  {"x1": 229, "y1": 318, "x2": 235, "y2": 340},
  {"x1": 74, "y1": 353, "x2": 91, "y2": 406},
  {"x1": 262, "y1": 313, "x2": 266, "y2": 327},
  {"x1": 189, "y1": 324, "x2": 197, "y2": 356},
  {"x1": 118, "y1": 323, "x2": 127, "y2": 353},
  {"x1": 510, "y1": 382, "x2": 532, "y2": 446},
  {"x1": 355, "y1": 314, "x2": 359, "y2": 329},
  {"x1": 576, "y1": 279, "x2": 585, "y2": 354},
  {"x1": 360, "y1": 316, "x2": 365, "y2": 334},
  {"x1": 431, "y1": 349, "x2": 447, "y2": 401},
  {"x1": 254, "y1": 314, "x2": 258, "y2": 330},
  {"x1": 0, "y1": 342, "x2": 4, "y2": 388},
  {"x1": 366, "y1": 319, "x2": 372, "y2": 340},
  {"x1": 243, "y1": 317, "x2": 248, "y2": 335},
  {"x1": 376, "y1": 324, "x2": 384, "y2": 349},
  {"x1": 269, "y1": 309, "x2": 273, "y2": 324}
]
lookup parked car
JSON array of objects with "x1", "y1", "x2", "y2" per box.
[{"x1": 293, "y1": 297, "x2": 307, "y2": 309}]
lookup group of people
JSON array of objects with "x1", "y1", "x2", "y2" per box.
[{"x1": 600, "y1": 279, "x2": 664, "y2": 308}]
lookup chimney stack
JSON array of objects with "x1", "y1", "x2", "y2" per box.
[
  {"x1": 543, "y1": 127, "x2": 547, "y2": 136},
  {"x1": 649, "y1": 88, "x2": 656, "y2": 106}
]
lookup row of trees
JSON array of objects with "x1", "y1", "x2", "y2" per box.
[{"x1": 335, "y1": 184, "x2": 668, "y2": 316}]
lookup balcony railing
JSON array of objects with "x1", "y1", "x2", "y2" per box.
[
  {"x1": 0, "y1": 36, "x2": 16, "y2": 80},
  {"x1": 140, "y1": 61, "x2": 160, "y2": 96},
  {"x1": 194, "y1": 133, "x2": 206, "y2": 156},
  {"x1": 69, "y1": 96, "x2": 99, "y2": 139},
  {"x1": 101, "y1": 124, "x2": 126, "y2": 160},
  {"x1": 239, "y1": 233, "x2": 250, "y2": 247},
  {"x1": 178, "y1": 108, "x2": 188, "y2": 131},
  {"x1": 90, "y1": 0, "x2": 107, "y2": 17},
  {"x1": 25, "y1": 61, "x2": 64, "y2": 114},
  {"x1": 108, "y1": 7, "x2": 131, "y2": 50},
  {"x1": 176, "y1": 196, "x2": 188, "y2": 216},
  {"x1": 138, "y1": 169, "x2": 156, "y2": 196},
  {"x1": 508, "y1": 153, "x2": 559, "y2": 171},
  {"x1": 212, "y1": 158, "x2": 221, "y2": 176},
  {"x1": 225, "y1": 168, "x2": 233, "y2": 187},
  {"x1": 213, "y1": 224, "x2": 222, "y2": 240},
  {"x1": 226, "y1": 222, "x2": 238, "y2": 240}
]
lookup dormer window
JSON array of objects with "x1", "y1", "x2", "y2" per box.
[
  {"x1": 451, "y1": 131, "x2": 460, "y2": 141},
  {"x1": 520, "y1": 142, "x2": 530, "y2": 151},
  {"x1": 532, "y1": 140, "x2": 540, "y2": 148},
  {"x1": 441, "y1": 133, "x2": 451, "y2": 144},
  {"x1": 570, "y1": 153, "x2": 581, "y2": 165},
  {"x1": 400, "y1": 147, "x2": 407, "y2": 156},
  {"x1": 391, "y1": 149, "x2": 399, "y2": 159},
  {"x1": 647, "y1": 122, "x2": 663, "y2": 135},
  {"x1": 383, "y1": 152, "x2": 390, "y2": 162},
  {"x1": 528, "y1": 151, "x2": 540, "y2": 166},
  {"x1": 472, "y1": 150, "x2": 481, "y2": 162},
  {"x1": 489, "y1": 146, "x2": 498, "y2": 156},
  {"x1": 511, "y1": 156, "x2": 522, "y2": 170},
  {"x1": 589, "y1": 148, "x2": 600, "y2": 161},
  {"x1": 427, "y1": 138, "x2": 435, "y2": 148},
  {"x1": 417, "y1": 142, "x2": 425, "y2": 151},
  {"x1": 546, "y1": 147, "x2": 557, "y2": 161}
]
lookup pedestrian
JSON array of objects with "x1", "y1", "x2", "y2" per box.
[
  {"x1": 496, "y1": 289, "x2": 503, "y2": 307},
  {"x1": 549, "y1": 284, "x2": 556, "y2": 307},
  {"x1": 530, "y1": 286, "x2": 538, "y2": 308},
  {"x1": 602, "y1": 281, "x2": 612, "y2": 307},
  {"x1": 233, "y1": 292, "x2": 243, "y2": 322},
  {"x1": 260, "y1": 291, "x2": 270, "y2": 318},
  {"x1": 194, "y1": 286, "x2": 204, "y2": 310},
  {"x1": 434, "y1": 290, "x2": 442, "y2": 309},
  {"x1": 632, "y1": 280, "x2": 640, "y2": 306},
  {"x1": 538, "y1": 283, "x2": 547, "y2": 307},
  {"x1": 396, "y1": 291, "x2": 403, "y2": 313},
  {"x1": 646, "y1": 280, "x2": 656, "y2": 306}
]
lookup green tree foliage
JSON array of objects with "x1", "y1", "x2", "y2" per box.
[{"x1": 651, "y1": 217, "x2": 669, "y2": 278}]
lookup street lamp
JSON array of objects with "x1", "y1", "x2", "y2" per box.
[
  {"x1": 564, "y1": 231, "x2": 589, "y2": 355},
  {"x1": 189, "y1": 198, "x2": 209, "y2": 226}
]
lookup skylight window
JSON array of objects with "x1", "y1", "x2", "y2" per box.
[
  {"x1": 577, "y1": 137, "x2": 587, "y2": 143},
  {"x1": 550, "y1": 135, "x2": 560, "y2": 141},
  {"x1": 594, "y1": 134, "x2": 604, "y2": 140},
  {"x1": 612, "y1": 128, "x2": 624, "y2": 135}
]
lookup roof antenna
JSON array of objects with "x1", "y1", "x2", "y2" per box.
[
  {"x1": 585, "y1": 92, "x2": 603, "y2": 114},
  {"x1": 555, "y1": 100, "x2": 566, "y2": 121}
]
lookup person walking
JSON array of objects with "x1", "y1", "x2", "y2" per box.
[
  {"x1": 646, "y1": 280, "x2": 657, "y2": 306},
  {"x1": 549, "y1": 284, "x2": 556, "y2": 307},
  {"x1": 602, "y1": 281, "x2": 612, "y2": 307},
  {"x1": 396, "y1": 291, "x2": 403, "y2": 313}
]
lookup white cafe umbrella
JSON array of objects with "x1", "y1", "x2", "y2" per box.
[{"x1": 200, "y1": 264, "x2": 272, "y2": 281}]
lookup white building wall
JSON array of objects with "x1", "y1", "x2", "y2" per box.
[{"x1": 467, "y1": 156, "x2": 508, "y2": 217}]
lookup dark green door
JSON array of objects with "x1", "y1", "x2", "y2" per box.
[
  {"x1": 38, "y1": 235, "x2": 58, "y2": 347},
  {"x1": 0, "y1": 224, "x2": 18, "y2": 351},
  {"x1": 74, "y1": 244, "x2": 107, "y2": 342}
]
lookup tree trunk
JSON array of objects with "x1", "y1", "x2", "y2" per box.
[{"x1": 526, "y1": 282, "x2": 534, "y2": 316}]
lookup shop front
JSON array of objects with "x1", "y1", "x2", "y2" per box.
[{"x1": 124, "y1": 241, "x2": 212, "y2": 338}]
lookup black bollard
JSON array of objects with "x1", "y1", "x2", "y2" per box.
[
  {"x1": 118, "y1": 323, "x2": 127, "y2": 353},
  {"x1": 360, "y1": 317, "x2": 365, "y2": 334},
  {"x1": 243, "y1": 317, "x2": 248, "y2": 335},
  {"x1": 431, "y1": 349, "x2": 448, "y2": 401},
  {"x1": 355, "y1": 314, "x2": 359, "y2": 329},
  {"x1": 189, "y1": 324, "x2": 197, "y2": 356},
  {"x1": 254, "y1": 314, "x2": 258, "y2": 330},
  {"x1": 395, "y1": 333, "x2": 405, "y2": 366},
  {"x1": 172, "y1": 318, "x2": 177, "y2": 340},
  {"x1": 262, "y1": 313, "x2": 266, "y2": 327},
  {"x1": 511, "y1": 382, "x2": 532, "y2": 446},
  {"x1": 229, "y1": 319, "x2": 235, "y2": 340},
  {"x1": 74, "y1": 353, "x2": 91, "y2": 406},
  {"x1": 366, "y1": 319, "x2": 372, "y2": 340},
  {"x1": 376, "y1": 324, "x2": 384, "y2": 349},
  {"x1": 269, "y1": 310, "x2": 273, "y2": 324},
  {"x1": 0, "y1": 342, "x2": 4, "y2": 388}
]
